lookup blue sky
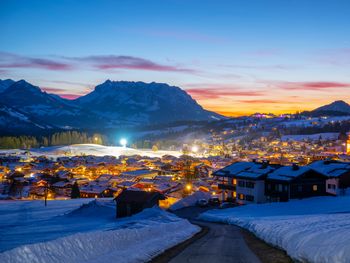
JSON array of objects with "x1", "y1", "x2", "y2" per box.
[{"x1": 1, "y1": 0, "x2": 350, "y2": 115}]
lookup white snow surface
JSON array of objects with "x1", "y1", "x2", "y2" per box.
[
  {"x1": 0, "y1": 144, "x2": 181, "y2": 159},
  {"x1": 0, "y1": 199, "x2": 199, "y2": 263},
  {"x1": 199, "y1": 195, "x2": 350, "y2": 263},
  {"x1": 170, "y1": 191, "x2": 211, "y2": 211}
]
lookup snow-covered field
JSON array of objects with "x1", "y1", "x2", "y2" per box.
[
  {"x1": 0, "y1": 199, "x2": 199, "y2": 263},
  {"x1": 199, "y1": 195, "x2": 350, "y2": 263},
  {"x1": 0, "y1": 144, "x2": 182, "y2": 159}
]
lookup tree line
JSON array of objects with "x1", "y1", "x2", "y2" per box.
[{"x1": 0, "y1": 131, "x2": 105, "y2": 149}]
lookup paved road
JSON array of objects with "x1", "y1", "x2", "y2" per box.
[{"x1": 168, "y1": 207, "x2": 261, "y2": 263}]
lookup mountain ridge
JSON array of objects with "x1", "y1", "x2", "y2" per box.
[{"x1": 0, "y1": 79, "x2": 223, "y2": 132}]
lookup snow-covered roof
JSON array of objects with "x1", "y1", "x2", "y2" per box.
[
  {"x1": 268, "y1": 166, "x2": 312, "y2": 181},
  {"x1": 214, "y1": 162, "x2": 275, "y2": 179},
  {"x1": 309, "y1": 161, "x2": 350, "y2": 177}
]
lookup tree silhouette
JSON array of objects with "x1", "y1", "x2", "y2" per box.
[{"x1": 70, "y1": 182, "x2": 80, "y2": 199}]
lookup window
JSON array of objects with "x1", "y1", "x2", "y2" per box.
[
  {"x1": 233, "y1": 179, "x2": 237, "y2": 185},
  {"x1": 283, "y1": 185, "x2": 288, "y2": 192},
  {"x1": 278, "y1": 184, "x2": 283, "y2": 192},
  {"x1": 245, "y1": 195, "x2": 254, "y2": 201},
  {"x1": 238, "y1": 181, "x2": 245, "y2": 187},
  {"x1": 233, "y1": 191, "x2": 237, "y2": 198},
  {"x1": 313, "y1": 185, "x2": 318, "y2": 191},
  {"x1": 327, "y1": 184, "x2": 331, "y2": 189},
  {"x1": 238, "y1": 193, "x2": 244, "y2": 200},
  {"x1": 246, "y1": 181, "x2": 255, "y2": 188}
]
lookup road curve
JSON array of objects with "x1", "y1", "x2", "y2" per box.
[{"x1": 166, "y1": 207, "x2": 261, "y2": 263}]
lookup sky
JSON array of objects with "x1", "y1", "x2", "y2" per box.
[{"x1": 0, "y1": 0, "x2": 350, "y2": 116}]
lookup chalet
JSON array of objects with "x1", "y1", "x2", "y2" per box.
[
  {"x1": 265, "y1": 164, "x2": 327, "y2": 202},
  {"x1": 309, "y1": 160, "x2": 350, "y2": 195},
  {"x1": 114, "y1": 190, "x2": 165, "y2": 218},
  {"x1": 214, "y1": 161, "x2": 276, "y2": 204}
]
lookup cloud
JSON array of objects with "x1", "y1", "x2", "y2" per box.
[
  {"x1": 0, "y1": 52, "x2": 72, "y2": 70},
  {"x1": 220, "y1": 64, "x2": 298, "y2": 70},
  {"x1": 186, "y1": 86, "x2": 265, "y2": 99},
  {"x1": 41, "y1": 87, "x2": 66, "y2": 93},
  {"x1": 238, "y1": 99, "x2": 282, "y2": 104},
  {"x1": 0, "y1": 51, "x2": 196, "y2": 73},
  {"x1": 67, "y1": 55, "x2": 195, "y2": 73},
  {"x1": 41, "y1": 86, "x2": 87, "y2": 99},
  {"x1": 57, "y1": 93, "x2": 81, "y2": 100},
  {"x1": 313, "y1": 48, "x2": 350, "y2": 66},
  {"x1": 277, "y1": 81, "x2": 350, "y2": 91}
]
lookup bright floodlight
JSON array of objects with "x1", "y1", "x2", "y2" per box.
[
  {"x1": 120, "y1": 138, "x2": 127, "y2": 147},
  {"x1": 191, "y1": 145, "x2": 198, "y2": 153}
]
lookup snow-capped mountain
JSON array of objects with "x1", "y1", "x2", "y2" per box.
[
  {"x1": 0, "y1": 79, "x2": 223, "y2": 132},
  {"x1": 0, "y1": 80, "x2": 97, "y2": 129},
  {"x1": 0, "y1": 79, "x2": 15, "y2": 93},
  {"x1": 0, "y1": 103, "x2": 54, "y2": 134},
  {"x1": 75, "y1": 80, "x2": 222, "y2": 126},
  {"x1": 312, "y1": 100, "x2": 350, "y2": 115}
]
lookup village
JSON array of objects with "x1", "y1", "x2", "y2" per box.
[{"x1": 1, "y1": 132, "x2": 350, "y2": 213}]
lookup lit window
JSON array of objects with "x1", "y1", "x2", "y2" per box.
[
  {"x1": 233, "y1": 191, "x2": 237, "y2": 198},
  {"x1": 239, "y1": 194, "x2": 244, "y2": 200},
  {"x1": 313, "y1": 185, "x2": 318, "y2": 191},
  {"x1": 233, "y1": 179, "x2": 237, "y2": 185}
]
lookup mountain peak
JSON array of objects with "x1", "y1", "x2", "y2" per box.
[{"x1": 313, "y1": 100, "x2": 350, "y2": 115}]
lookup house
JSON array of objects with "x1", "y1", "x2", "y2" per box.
[
  {"x1": 114, "y1": 190, "x2": 165, "y2": 218},
  {"x1": 265, "y1": 164, "x2": 327, "y2": 202},
  {"x1": 309, "y1": 160, "x2": 350, "y2": 195},
  {"x1": 214, "y1": 161, "x2": 276, "y2": 204}
]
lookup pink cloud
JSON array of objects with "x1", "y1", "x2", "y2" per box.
[
  {"x1": 238, "y1": 99, "x2": 282, "y2": 104},
  {"x1": 70, "y1": 55, "x2": 195, "y2": 73},
  {"x1": 58, "y1": 94, "x2": 81, "y2": 100},
  {"x1": 186, "y1": 87, "x2": 265, "y2": 100},
  {"x1": 278, "y1": 81, "x2": 350, "y2": 91},
  {"x1": 0, "y1": 52, "x2": 72, "y2": 70}
]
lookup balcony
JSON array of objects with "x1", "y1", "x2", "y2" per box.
[{"x1": 218, "y1": 184, "x2": 236, "y2": 191}]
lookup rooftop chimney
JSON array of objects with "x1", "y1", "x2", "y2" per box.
[{"x1": 292, "y1": 163, "x2": 299, "y2": 171}]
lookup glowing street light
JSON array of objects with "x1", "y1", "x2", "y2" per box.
[
  {"x1": 191, "y1": 145, "x2": 198, "y2": 153},
  {"x1": 120, "y1": 138, "x2": 127, "y2": 147}
]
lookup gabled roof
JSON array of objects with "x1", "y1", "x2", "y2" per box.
[
  {"x1": 309, "y1": 160, "x2": 350, "y2": 178},
  {"x1": 213, "y1": 161, "x2": 275, "y2": 180},
  {"x1": 267, "y1": 166, "x2": 314, "y2": 181}
]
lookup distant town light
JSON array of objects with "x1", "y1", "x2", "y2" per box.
[
  {"x1": 120, "y1": 138, "x2": 127, "y2": 147},
  {"x1": 191, "y1": 146, "x2": 199, "y2": 153}
]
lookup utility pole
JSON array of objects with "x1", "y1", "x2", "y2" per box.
[{"x1": 44, "y1": 182, "x2": 48, "y2": 207}]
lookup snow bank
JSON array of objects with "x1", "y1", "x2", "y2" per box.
[
  {"x1": 0, "y1": 199, "x2": 200, "y2": 262},
  {"x1": 170, "y1": 191, "x2": 211, "y2": 211},
  {"x1": 0, "y1": 218, "x2": 199, "y2": 263},
  {"x1": 199, "y1": 195, "x2": 350, "y2": 263}
]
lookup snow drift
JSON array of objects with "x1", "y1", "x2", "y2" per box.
[
  {"x1": 200, "y1": 195, "x2": 350, "y2": 263},
  {"x1": 0, "y1": 199, "x2": 200, "y2": 262}
]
